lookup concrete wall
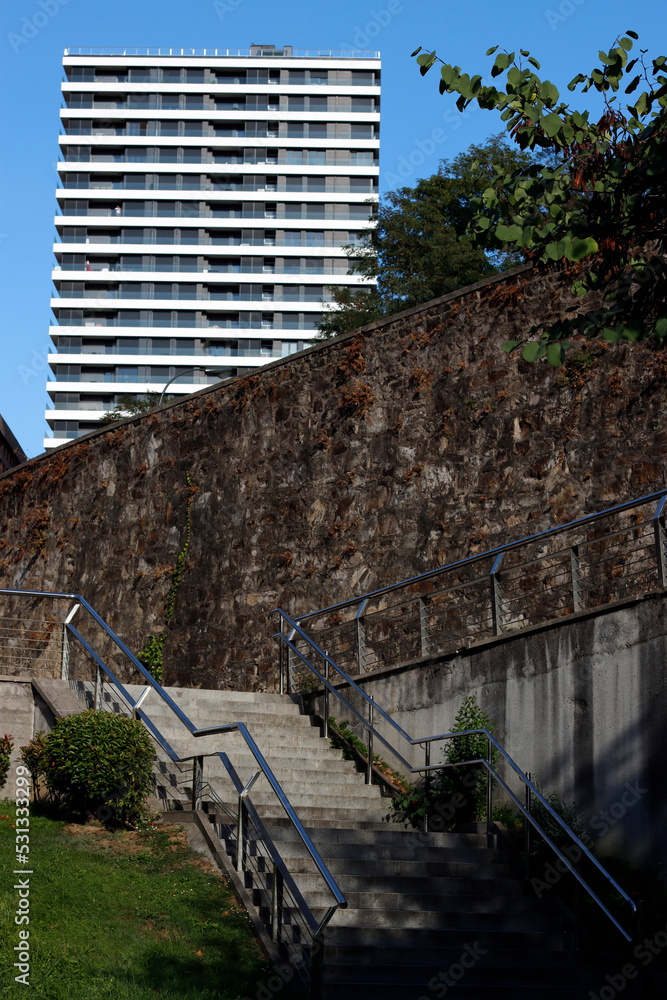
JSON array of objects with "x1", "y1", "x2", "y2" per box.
[
  {"x1": 305, "y1": 592, "x2": 667, "y2": 871},
  {"x1": 1, "y1": 263, "x2": 666, "y2": 690},
  {"x1": 0, "y1": 678, "x2": 34, "y2": 799}
]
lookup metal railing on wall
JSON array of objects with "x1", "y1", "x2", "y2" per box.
[
  {"x1": 278, "y1": 489, "x2": 667, "y2": 687},
  {"x1": 273, "y1": 611, "x2": 642, "y2": 948},
  {"x1": 0, "y1": 588, "x2": 345, "y2": 996}
]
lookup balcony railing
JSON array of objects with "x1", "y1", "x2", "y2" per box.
[
  {"x1": 54, "y1": 291, "x2": 331, "y2": 303},
  {"x1": 59, "y1": 208, "x2": 374, "y2": 220},
  {"x1": 53, "y1": 343, "x2": 309, "y2": 358},
  {"x1": 55, "y1": 261, "x2": 340, "y2": 275},
  {"x1": 54, "y1": 318, "x2": 319, "y2": 330},
  {"x1": 58, "y1": 235, "x2": 340, "y2": 247},
  {"x1": 64, "y1": 47, "x2": 380, "y2": 58}
]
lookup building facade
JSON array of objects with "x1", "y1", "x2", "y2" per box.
[
  {"x1": 45, "y1": 44, "x2": 380, "y2": 448},
  {"x1": 0, "y1": 415, "x2": 27, "y2": 472}
]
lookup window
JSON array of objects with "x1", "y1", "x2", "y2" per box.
[
  {"x1": 261, "y1": 314, "x2": 274, "y2": 329},
  {"x1": 262, "y1": 285, "x2": 274, "y2": 300},
  {"x1": 53, "y1": 421, "x2": 80, "y2": 439}
]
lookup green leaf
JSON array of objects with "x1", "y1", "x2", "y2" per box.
[
  {"x1": 491, "y1": 52, "x2": 513, "y2": 77},
  {"x1": 522, "y1": 341, "x2": 542, "y2": 363},
  {"x1": 568, "y1": 73, "x2": 586, "y2": 91},
  {"x1": 626, "y1": 30, "x2": 638, "y2": 39},
  {"x1": 541, "y1": 113, "x2": 562, "y2": 137},
  {"x1": 486, "y1": 45, "x2": 499, "y2": 56},
  {"x1": 653, "y1": 317, "x2": 667, "y2": 341},
  {"x1": 528, "y1": 56, "x2": 541, "y2": 70},
  {"x1": 619, "y1": 37, "x2": 633, "y2": 51},
  {"x1": 502, "y1": 340, "x2": 519, "y2": 354},
  {"x1": 495, "y1": 223, "x2": 522, "y2": 242},
  {"x1": 410, "y1": 47, "x2": 422, "y2": 57},
  {"x1": 570, "y1": 237, "x2": 599, "y2": 261},
  {"x1": 620, "y1": 321, "x2": 643, "y2": 340},
  {"x1": 547, "y1": 343, "x2": 563, "y2": 367}
]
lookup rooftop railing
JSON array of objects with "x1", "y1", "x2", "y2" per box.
[{"x1": 64, "y1": 48, "x2": 380, "y2": 59}]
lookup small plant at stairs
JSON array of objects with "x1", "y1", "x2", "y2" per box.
[
  {"x1": 0, "y1": 734, "x2": 14, "y2": 790},
  {"x1": 327, "y1": 716, "x2": 411, "y2": 791},
  {"x1": 391, "y1": 694, "x2": 499, "y2": 827}
]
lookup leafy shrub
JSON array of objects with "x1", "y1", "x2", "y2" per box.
[
  {"x1": 33, "y1": 711, "x2": 154, "y2": 827},
  {"x1": 441, "y1": 694, "x2": 499, "y2": 823},
  {"x1": 0, "y1": 734, "x2": 14, "y2": 790},
  {"x1": 19, "y1": 731, "x2": 48, "y2": 785}
]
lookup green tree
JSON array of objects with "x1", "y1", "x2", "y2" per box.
[
  {"x1": 317, "y1": 135, "x2": 537, "y2": 339},
  {"x1": 412, "y1": 32, "x2": 667, "y2": 364}
]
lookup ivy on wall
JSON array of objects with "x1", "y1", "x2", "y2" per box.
[{"x1": 138, "y1": 473, "x2": 196, "y2": 684}]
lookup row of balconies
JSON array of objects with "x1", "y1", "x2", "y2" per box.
[
  {"x1": 64, "y1": 68, "x2": 378, "y2": 86},
  {"x1": 54, "y1": 284, "x2": 334, "y2": 302},
  {"x1": 54, "y1": 257, "x2": 352, "y2": 275},
  {"x1": 52, "y1": 310, "x2": 323, "y2": 330},
  {"x1": 63, "y1": 96, "x2": 378, "y2": 113},
  {"x1": 59, "y1": 176, "x2": 376, "y2": 193},
  {"x1": 58, "y1": 230, "x2": 362, "y2": 248},
  {"x1": 58, "y1": 204, "x2": 374, "y2": 222}
]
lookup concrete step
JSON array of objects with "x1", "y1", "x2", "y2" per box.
[
  {"x1": 268, "y1": 824, "x2": 492, "y2": 850},
  {"x1": 323, "y1": 924, "x2": 569, "y2": 951},
  {"x1": 323, "y1": 943, "x2": 580, "y2": 968},
  {"x1": 328, "y1": 906, "x2": 563, "y2": 931},
  {"x1": 323, "y1": 962, "x2": 600, "y2": 987}
]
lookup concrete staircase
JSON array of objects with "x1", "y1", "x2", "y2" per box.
[{"x1": 106, "y1": 683, "x2": 604, "y2": 999}]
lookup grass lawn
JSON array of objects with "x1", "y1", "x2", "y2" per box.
[{"x1": 0, "y1": 803, "x2": 284, "y2": 1000}]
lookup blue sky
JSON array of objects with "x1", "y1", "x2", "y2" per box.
[{"x1": 1, "y1": 0, "x2": 665, "y2": 458}]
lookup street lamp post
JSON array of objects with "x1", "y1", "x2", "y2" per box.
[{"x1": 158, "y1": 366, "x2": 230, "y2": 406}]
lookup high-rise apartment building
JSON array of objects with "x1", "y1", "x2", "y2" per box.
[{"x1": 45, "y1": 44, "x2": 380, "y2": 448}]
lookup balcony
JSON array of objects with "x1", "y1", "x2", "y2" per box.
[{"x1": 55, "y1": 260, "x2": 341, "y2": 275}]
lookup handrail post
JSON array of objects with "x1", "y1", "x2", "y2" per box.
[
  {"x1": 61, "y1": 625, "x2": 70, "y2": 681},
  {"x1": 653, "y1": 497, "x2": 667, "y2": 589},
  {"x1": 419, "y1": 597, "x2": 431, "y2": 658},
  {"x1": 286, "y1": 622, "x2": 299, "y2": 692},
  {"x1": 310, "y1": 932, "x2": 325, "y2": 1000},
  {"x1": 94, "y1": 664, "x2": 102, "y2": 711},
  {"x1": 486, "y1": 737, "x2": 493, "y2": 844},
  {"x1": 323, "y1": 658, "x2": 329, "y2": 739},
  {"x1": 355, "y1": 601, "x2": 367, "y2": 674},
  {"x1": 490, "y1": 553, "x2": 504, "y2": 635},
  {"x1": 525, "y1": 772, "x2": 532, "y2": 881},
  {"x1": 366, "y1": 696, "x2": 373, "y2": 784},
  {"x1": 279, "y1": 614, "x2": 285, "y2": 695},
  {"x1": 424, "y1": 742, "x2": 431, "y2": 834},
  {"x1": 570, "y1": 545, "x2": 583, "y2": 613},
  {"x1": 192, "y1": 755, "x2": 203, "y2": 811},
  {"x1": 61, "y1": 603, "x2": 80, "y2": 681},
  {"x1": 236, "y1": 795, "x2": 244, "y2": 873},
  {"x1": 271, "y1": 861, "x2": 283, "y2": 943}
]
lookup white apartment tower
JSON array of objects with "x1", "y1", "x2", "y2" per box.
[{"x1": 46, "y1": 45, "x2": 380, "y2": 447}]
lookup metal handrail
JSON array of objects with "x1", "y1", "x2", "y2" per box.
[
  {"x1": 287, "y1": 487, "x2": 667, "y2": 623},
  {"x1": 0, "y1": 588, "x2": 347, "y2": 939},
  {"x1": 273, "y1": 610, "x2": 640, "y2": 944}
]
